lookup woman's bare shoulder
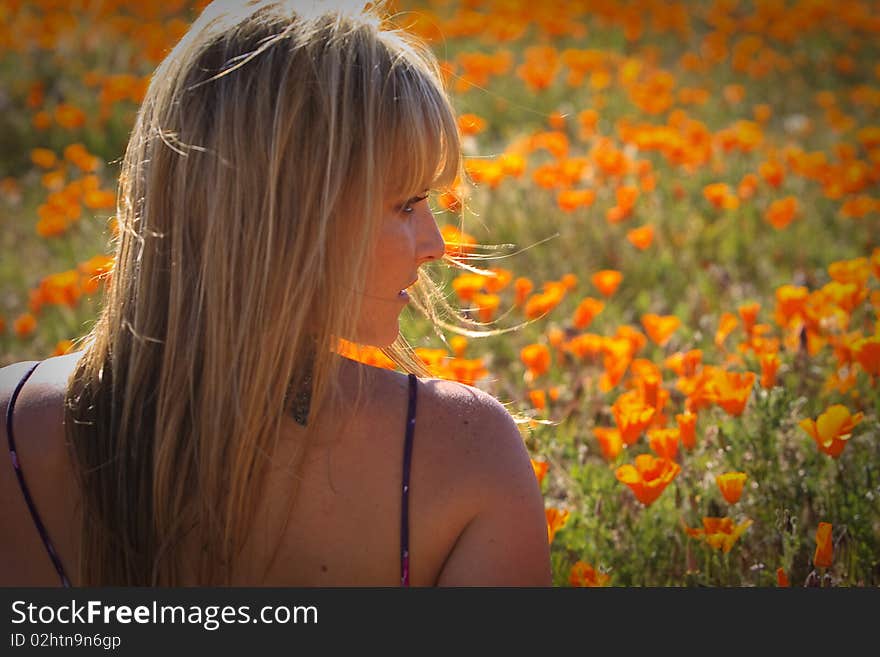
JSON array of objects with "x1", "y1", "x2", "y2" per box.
[
  {"x1": 0, "y1": 352, "x2": 84, "y2": 450},
  {"x1": 415, "y1": 376, "x2": 551, "y2": 585},
  {"x1": 1, "y1": 352, "x2": 84, "y2": 405},
  {"x1": 413, "y1": 376, "x2": 538, "y2": 504},
  {"x1": 417, "y1": 376, "x2": 523, "y2": 443}
]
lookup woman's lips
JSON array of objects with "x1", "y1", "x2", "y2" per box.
[{"x1": 398, "y1": 278, "x2": 417, "y2": 302}]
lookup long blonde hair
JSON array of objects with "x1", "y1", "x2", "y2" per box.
[{"x1": 64, "y1": 0, "x2": 464, "y2": 585}]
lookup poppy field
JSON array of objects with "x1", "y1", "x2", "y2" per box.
[{"x1": 1, "y1": 0, "x2": 879, "y2": 587}]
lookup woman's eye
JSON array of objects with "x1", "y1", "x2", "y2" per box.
[{"x1": 399, "y1": 193, "x2": 429, "y2": 215}]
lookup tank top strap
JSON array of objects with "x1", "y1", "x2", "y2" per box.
[
  {"x1": 6, "y1": 360, "x2": 71, "y2": 587},
  {"x1": 400, "y1": 372, "x2": 418, "y2": 587}
]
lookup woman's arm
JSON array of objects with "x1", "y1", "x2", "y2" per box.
[{"x1": 434, "y1": 392, "x2": 552, "y2": 587}]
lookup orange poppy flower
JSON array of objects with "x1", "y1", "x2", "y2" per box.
[
  {"x1": 521, "y1": 343, "x2": 551, "y2": 378},
  {"x1": 703, "y1": 182, "x2": 738, "y2": 209},
  {"x1": 529, "y1": 389, "x2": 547, "y2": 411},
  {"x1": 612, "y1": 389, "x2": 655, "y2": 445},
  {"x1": 723, "y1": 83, "x2": 745, "y2": 103},
  {"x1": 449, "y1": 335, "x2": 468, "y2": 358},
  {"x1": 414, "y1": 348, "x2": 448, "y2": 373},
  {"x1": 765, "y1": 196, "x2": 799, "y2": 229},
  {"x1": 776, "y1": 567, "x2": 790, "y2": 587},
  {"x1": 336, "y1": 339, "x2": 396, "y2": 369},
  {"x1": 753, "y1": 104, "x2": 772, "y2": 123},
  {"x1": 36, "y1": 211, "x2": 69, "y2": 238},
  {"x1": 827, "y1": 257, "x2": 870, "y2": 287},
  {"x1": 759, "y1": 352, "x2": 780, "y2": 388},
  {"x1": 737, "y1": 302, "x2": 760, "y2": 334},
  {"x1": 715, "y1": 311, "x2": 739, "y2": 347},
  {"x1": 557, "y1": 189, "x2": 596, "y2": 212},
  {"x1": 78, "y1": 255, "x2": 114, "y2": 292},
  {"x1": 716, "y1": 472, "x2": 747, "y2": 504},
  {"x1": 446, "y1": 358, "x2": 489, "y2": 386},
  {"x1": 708, "y1": 370, "x2": 756, "y2": 416},
  {"x1": 626, "y1": 224, "x2": 654, "y2": 250},
  {"x1": 457, "y1": 113, "x2": 486, "y2": 136},
  {"x1": 560, "y1": 273, "x2": 578, "y2": 291},
  {"x1": 564, "y1": 332, "x2": 604, "y2": 360},
  {"x1": 64, "y1": 143, "x2": 100, "y2": 172},
  {"x1": 13, "y1": 313, "x2": 37, "y2": 338},
  {"x1": 546, "y1": 507, "x2": 570, "y2": 543},
  {"x1": 435, "y1": 188, "x2": 462, "y2": 212},
  {"x1": 738, "y1": 173, "x2": 759, "y2": 199},
  {"x1": 547, "y1": 327, "x2": 566, "y2": 352},
  {"x1": 635, "y1": 372, "x2": 668, "y2": 417},
  {"x1": 592, "y1": 269, "x2": 622, "y2": 297},
  {"x1": 606, "y1": 205, "x2": 629, "y2": 224},
  {"x1": 32, "y1": 110, "x2": 52, "y2": 130},
  {"x1": 41, "y1": 169, "x2": 66, "y2": 191},
  {"x1": 514, "y1": 277, "x2": 534, "y2": 307},
  {"x1": 631, "y1": 357, "x2": 662, "y2": 381},
  {"x1": 465, "y1": 158, "x2": 504, "y2": 188},
  {"x1": 37, "y1": 270, "x2": 81, "y2": 308},
  {"x1": 55, "y1": 103, "x2": 86, "y2": 129},
  {"x1": 641, "y1": 313, "x2": 680, "y2": 347},
  {"x1": 676, "y1": 411, "x2": 697, "y2": 450},
  {"x1": 531, "y1": 459, "x2": 548, "y2": 486},
  {"x1": 648, "y1": 427, "x2": 680, "y2": 460},
  {"x1": 799, "y1": 404, "x2": 863, "y2": 458},
  {"x1": 30, "y1": 148, "x2": 57, "y2": 169},
  {"x1": 615, "y1": 454, "x2": 680, "y2": 506},
  {"x1": 853, "y1": 336, "x2": 880, "y2": 377},
  {"x1": 839, "y1": 195, "x2": 877, "y2": 219},
  {"x1": 524, "y1": 286, "x2": 565, "y2": 319},
  {"x1": 573, "y1": 297, "x2": 604, "y2": 330},
  {"x1": 53, "y1": 339, "x2": 75, "y2": 356},
  {"x1": 774, "y1": 284, "x2": 809, "y2": 328},
  {"x1": 615, "y1": 325, "x2": 647, "y2": 355},
  {"x1": 441, "y1": 225, "x2": 477, "y2": 257},
  {"x1": 684, "y1": 517, "x2": 752, "y2": 553},
  {"x1": 759, "y1": 160, "x2": 785, "y2": 188},
  {"x1": 813, "y1": 522, "x2": 833, "y2": 568},
  {"x1": 484, "y1": 267, "x2": 512, "y2": 293},
  {"x1": 681, "y1": 350, "x2": 703, "y2": 377},
  {"x1": 593, "y1": 427, "x2": 623, "y2": 461},
  {"x1": 451, "y1": 273, "x2": 486, "y2": 302},
  {"x1": 473, "y1": 292, "x2": 500, "y2": 323},
  {"x1": 569, "y1": 561, "x2": 611, "y2": 587}
]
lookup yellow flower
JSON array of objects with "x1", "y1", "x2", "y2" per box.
[
  {"x1": 546, "y1": 507, "x2": 570, "y2": 543},
  {"x1": 799, "y1": 405, "x2": 863, "y2": 458},
  {"x1": 716, "y1": 472, "x2": 747, "y2": 504},
  {"x1": 569, "y1": 561, "x2": 611, "y2": 587},
  {"x1": 684, "y1": 517, "x2": 752, "y2": 553}
]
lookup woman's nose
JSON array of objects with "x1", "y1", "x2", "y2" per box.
[{"x1": 417, "y1": 205, "x2": 446, "y2": 264}]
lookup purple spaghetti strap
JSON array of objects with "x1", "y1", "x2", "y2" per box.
[
  {"x1": 400, "y1": 373, "x2": 417, "y2": 587},
  {"x1": 6, "y1": 361, "x2": 71, "y2": 587}
]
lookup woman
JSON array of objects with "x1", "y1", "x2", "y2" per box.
[{"x1": 1, "y1": 0, "x2": 551, "y2": 586}]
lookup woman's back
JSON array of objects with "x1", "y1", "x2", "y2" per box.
[{"x1": 1, "y1": 353, "x2": 551, "y2": 586}]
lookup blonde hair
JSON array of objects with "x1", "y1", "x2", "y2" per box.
[{"x1": 64, "y1": 0, "x2": 467, "y2": 585}]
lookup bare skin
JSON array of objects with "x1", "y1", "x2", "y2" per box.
[{"x1": 0, "y1": 351, "x2": 551, "y2": 586}]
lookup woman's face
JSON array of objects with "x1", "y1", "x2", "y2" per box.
[{"x1": 353, "y1": 190, "x2": 446, "y2": 347}]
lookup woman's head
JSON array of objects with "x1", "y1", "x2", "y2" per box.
[
  {"x1": 67, "y1": 0, "x2": 462, "y2": 585},
  {"x1": 121, "y1": 0, "x2": 460, "y2": 353}
]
